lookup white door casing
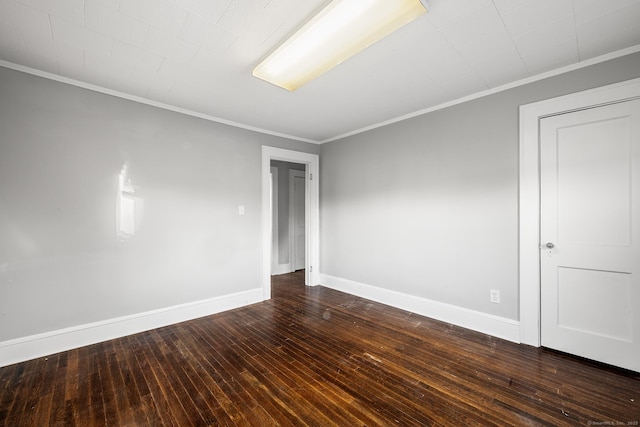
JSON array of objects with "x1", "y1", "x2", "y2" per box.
[
  {"x1": 539, "y1": 100, "x2": 640, "y2": 372},
  {"x1": 519, "y1": 77, "x2": 640, "y2": 349},
  {"x1": 290, "y1": 170, "x2": 306, "y2": 271},
  {"x1": 261, "y1": 147, "x2": 319, "y2": 300},
  {"x1": 270, "y1": 166, "x2": 279, "y2": 273}
]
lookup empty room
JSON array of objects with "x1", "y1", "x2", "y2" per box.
[{"x1": 1, "y1": 0, "x2": 640, "y2": 425}]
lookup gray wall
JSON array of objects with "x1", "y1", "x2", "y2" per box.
[
  {"x1": 320, "y1": 51, "x2": 640, "y2": 321},
  {"x1": 0, "y1": 66, "x2": 319, "y2": 342},
  {"x1": 270, "y1": 160, "x2": 305, "y2": 267}
]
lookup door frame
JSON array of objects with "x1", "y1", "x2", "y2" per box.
[
  {"x1": 519, "y1": 77, "x2": 640, "y2": 346},
  {"x1": 262, "y1": 147, "x2": 320, "y2": 300},
  {"x1": 270, "y1": 166, "x2": 279, "y2": 273},
  {"x1": 289, "y1": 169, "x2": 306, "y2": 272}
]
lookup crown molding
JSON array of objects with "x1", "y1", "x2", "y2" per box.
[
  {"x1": 3, "y1": 42, "x2": 640, "y2": 145},
  {"x1": 0, "y1": 60, "x2": 320, "y2": 145},
  {"x1": 320, "y1": 44, "x2": 640, "y2": 143}
]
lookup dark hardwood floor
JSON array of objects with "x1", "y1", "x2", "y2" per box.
[{"x1": 1, "y1": 270, "x2": 639, "y2": 426}]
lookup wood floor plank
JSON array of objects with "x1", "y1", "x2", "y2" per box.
[
  {"x1": 1, "y1": 270, "x2": 639, "y2": 426},
  {"x1": 217, "y1": 320, "x2": 344, "y2": 427},
  {"x1": 305, "y1": 303, "x2": 553, "y2": 424},
  {"x1": 87, "y1": 346, "x2": 107, "y2": 427},
  {"x1": 0, "y1": 364, "x2": 22, "y2": 422},
  {"x1": 96, "y1": 343, "x2": 122, "y2": 426},
  {"x1": 296, "y1": 286, "x2": 636, "y2": 422},
  {"x1": 5, "y1": 356, "x2": 47, "y2": 426},
  {"x1": 29, "y1": 354, "x2": 63, "y2": 427},
  {"x1": 235, "y1": 308, "x2": 437, "y2": 424},
  {"x1": 188, "y1": 320, "x2": 301, "y2": 427},
  {"x1": 156, "y1": 328, "x2": 235, "y2": 426},
  {"x1": 246, "y1": 298, "x2": 493, "y2": 425},
  {"x1": 228, "y1": 320, "x2": 386, "y2": 426},
  {"x1": 46, "y1": 354, "x2": 68, "y2": 426},
  {"x1": 111, "y1": 337, "x2": 152, "y2": 427},
  {"x1": 176, "y1": 324, "x2": 256, "y2": 426},
  {"x1": 134, "y1": 330, "x2": 198, "y2": 426}
]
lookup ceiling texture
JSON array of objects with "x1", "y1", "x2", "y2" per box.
[{"x1": 1, "y1": 0, "x2": 640, "y2": 143}]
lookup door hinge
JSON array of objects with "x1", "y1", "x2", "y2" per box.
[
  {"x1": 310, "y1": 173, "x2": 313, "y2": 180},
  {"x1": 310, "y1": 266, "x2": 313, "y2": 273}
]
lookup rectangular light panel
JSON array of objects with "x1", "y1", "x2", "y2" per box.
[{"x1": 253, "y1": 0, "x2": 427, "y2": 91}]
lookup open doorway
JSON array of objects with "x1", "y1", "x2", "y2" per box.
[
  {"x1": 261, "y1": 147, "x2": 319, "y2": 300},
  {"x1": 270, "y1": 160, "x2": 306, "y2": 275}
]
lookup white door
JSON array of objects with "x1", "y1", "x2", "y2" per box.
[
  {"x1": 290, "y1": 170, "x2": 305, "y2": 271},
  {"x1": 540, "y1": 99, "x2": 640, "y2": 372}
]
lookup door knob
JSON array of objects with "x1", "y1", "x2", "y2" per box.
[{"x1": 545, "y1": 242, "x2": 555, "y2": 249}]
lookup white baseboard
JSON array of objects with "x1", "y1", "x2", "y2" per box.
[
  {"x1": 0, "y1": 288, "x2": 264, "y2": 368},
  {"x1": 271, "y1": 263, "x2": 293, "y2": 275},
  {"x1": 319, "y1": 274, "x2": 520, "y2": 344}
]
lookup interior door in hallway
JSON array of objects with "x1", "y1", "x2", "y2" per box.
[
  {"x1": 290, "y1": 170, "x2": 305, "y2": 271},
  {"x1": 540, "y1": 99, "x2": 640, "y2": 372}
]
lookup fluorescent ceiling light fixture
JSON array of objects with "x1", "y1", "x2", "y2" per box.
[{"x1": 253, "y1": 0, "x2": 427, "y2": 91}]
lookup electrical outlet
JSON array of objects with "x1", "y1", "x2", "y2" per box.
[{"x1": 490, "y1": 289, "x2": 500, "y2": 304}]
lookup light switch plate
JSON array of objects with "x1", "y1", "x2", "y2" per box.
[{"x1": 490, "y1": 289, "x2": 500, "y2": 304}]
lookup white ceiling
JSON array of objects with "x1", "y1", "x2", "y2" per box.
[{"x1": 1, "y1": 0, "x2": 640, "y2": 143}]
